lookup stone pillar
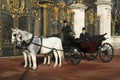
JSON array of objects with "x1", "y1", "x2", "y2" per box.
[
  {"x1": 70, "y1": 4, "x2": 87, "y2": 38},
  {"x1": 95, "y1": 0, "x2": 112, "y2": 38}
]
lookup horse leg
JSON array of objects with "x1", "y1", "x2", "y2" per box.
[
  {"x1": 43, "y1": 56, "x2": 47, "y2": 65},
  {"x1": 53, "y1": 49, "x2": 58, "y2": 67},
  {"x1": 28, "y1": 53, "x2": 32, "y2": 68},
  {"x1": 23, "y1": 51, "x2": 28, "y2": 68},
  {"x1": 31, "y1": 53, "x2": 37, "y2": 70},
  {"x1": 47, "y1": 55, "x2": 50, "y2": 66},
  {"x1": 57, "y1": 51, "x2": 62, "y2": 67}
]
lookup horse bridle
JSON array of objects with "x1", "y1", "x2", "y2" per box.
[{"x1": 13, "y1": 31, "x2": 34, "y2": 47}]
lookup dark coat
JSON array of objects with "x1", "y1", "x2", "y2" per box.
[
  {"x1": 79, "y1": 32, "x2": 90, "y2": 41},
  {"x1": 61, "y1": 25, "x2": 72, "y2": 38},
  {"x1": 61, "y1": 25, "x2": 72, "y2": 50}
]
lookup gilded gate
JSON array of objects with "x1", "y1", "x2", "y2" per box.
[
  {"x1": 85, "y1": 9, "x2": 100, "y2": 36},
  {"x1": 0, "y1": 0, "x2": 74, "y2": 56}
]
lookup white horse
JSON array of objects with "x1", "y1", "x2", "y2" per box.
[
  {"x1": 11, "y1": 28, "x2": 64, "y2": 70},
  {"x1": 11, "y1": 29, "x2": 33, "y2": 68},
  {"x1": 11, "y1": 29, "x2": 51, "y2": 67}
]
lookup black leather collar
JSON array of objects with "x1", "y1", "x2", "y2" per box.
[{"x1": 24, "y1": 35, "x2": 34, "y2": 47}]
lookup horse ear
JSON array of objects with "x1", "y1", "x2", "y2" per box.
[{"x1": 11, "y1": 28, "x2": 14, "y2": 31}]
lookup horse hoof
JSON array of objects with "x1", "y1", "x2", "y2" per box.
[
  {"x1": 23, "y1": 67, "x2": 27, "y2": 69},
  {"x1": 43, "y1": 63, "x2": 46, "y2": 65},
  {"x1": 53, "y1": 65, "x2": 57, "y2": 68},
  {"x1": 32, "y1": 67, "x2": 37, "y2": 70},
  {"x1": 58, "y1": 65, "x2": 62, "y2": 67},
  {"x1": 29, "y1": 66, "x2": 32, "y2": 68},
  {"x1": 24, "y1": 66, "x2": 27, "y2": 68},
  {"x1": 47, "y1": 64, "x2": 50, "y2": 66}
]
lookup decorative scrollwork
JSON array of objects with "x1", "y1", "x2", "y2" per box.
[
  {"x1": 6, "y1": 0, "x2": 25, "y2": 15},
  {"x1": 57, "y1": 1, "x2": 66, "y2": 8}
]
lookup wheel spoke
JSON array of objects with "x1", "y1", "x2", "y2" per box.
[{"x1": 99, "y1": 43, "x2": 114, "y2": 63}]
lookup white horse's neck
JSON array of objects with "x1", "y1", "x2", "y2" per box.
[{"x1": 19, "y1": 30, "x2": 33, "y2": 41}]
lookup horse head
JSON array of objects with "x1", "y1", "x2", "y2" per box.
[
  {"x1": 11, "y1": 28, "x2": 33, "y2": 48},
  {"x1": 11, "y1": 28, "x2": 20, "y2": 44}
]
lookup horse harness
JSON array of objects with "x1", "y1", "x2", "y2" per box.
[
  {"x1": 17, "y1": 34, "x2": 63, "y2": 52},
  {"x1": 21, "y1": 35, "x2": 43, "y2": 52}
]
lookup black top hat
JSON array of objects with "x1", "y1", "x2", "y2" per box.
[
  {"x1": 82, "y1": 27, "x2": 86, "y2": 30},
  {"x1": 63, "y1": 20, "x2": 68, "y2": 23}
]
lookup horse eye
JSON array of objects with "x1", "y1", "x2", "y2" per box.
[
  {"x1": 13, "y1": 34, "x2": 16, "y2": 37},
  {"x1": 20, "y1": 36, "x2": 22, "y2": 40}
]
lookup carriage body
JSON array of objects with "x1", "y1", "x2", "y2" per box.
[
  {"x1": 76, "y1": 33, "x2": 106, "y2": 53},
  {"x1": 68, "y1": 33, "x2": 105, "y2": 53},
  {"x1": 79, "y1": 41, "x2": 101, "y2": 53},
  {"x1": 65, "y1": 33, "x2": 114, "y2": 65}
]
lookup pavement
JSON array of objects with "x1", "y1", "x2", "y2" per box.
[{"x1": 0, "y1": 54, "x2": 120, "y2": 80}]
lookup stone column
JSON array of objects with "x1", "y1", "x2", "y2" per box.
[
  {"x1": 95, "y1": 0, "x2": 112, "y2": 38},
  {"x1": 70, "y1": 3, "x2": 87, "y2": 38}
]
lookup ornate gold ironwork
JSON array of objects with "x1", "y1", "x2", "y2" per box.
[
  {"x1": 57, "y1": 1, "x2": 65, "y2": 8},
  {"x1": 6, "y1": 0, "x2": 25, "y2": 15},
  {"x1": 86, "y1": 9, "x2": 95, "y2": 25},
  {"x1": 54, "y1": 6, "x2": 59, "y2": 20},
  {"x1": 30, "y1": 0, "x2": 39, "y2": 7},
  {"x1": 80, "y1": 0, "x2": 83, "y2": 4},
  {"x1": 66, "y1": 7, "x2": 72, "y2": 22},
  {"x1": 30, "y1": 0, "x2": 39, "y2": 3},
  {"x1": 2, "y1": 4, "x2": 5, "y2": 10},
  {"x1": 89, "y1": 12, "x2": 94, "y2": 24},
  {"x1": 77, "y1": 0, "x2": 83, "y2": 4},
  {"x1": 39, "y1": 3, "x2": 52, "y2": 8},
  {"x1": 97, "y1": 15, "x2": 100, "y2": 21}
]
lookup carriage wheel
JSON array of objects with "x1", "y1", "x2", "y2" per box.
[
  {"x1": 85, "y1": 52, "x2": 98, "y2": 60},
  {"x1": 98, "y1": 43, "x2": 114, "y2": 63},
  {"x1": 65, "y1": 47, "x2": 82, "y2": 65}
]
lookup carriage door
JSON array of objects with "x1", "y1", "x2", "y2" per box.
[{"x1": 85, "y1": 9, "x2": 100, "y2": 36}]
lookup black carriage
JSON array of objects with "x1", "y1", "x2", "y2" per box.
[{"x1": 64, "y1": 33, "x2": 114, "y2": 65}]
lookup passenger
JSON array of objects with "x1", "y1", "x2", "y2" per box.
[{"x1": 79, "y1": 27, "x2": 90, "y2": 43}]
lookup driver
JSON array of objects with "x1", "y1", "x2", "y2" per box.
[{"x1": 61, "y1": 20, "x2": 72, "y2": 52}]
